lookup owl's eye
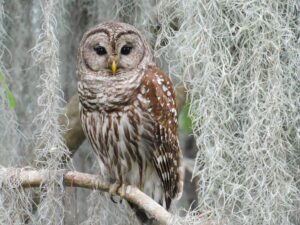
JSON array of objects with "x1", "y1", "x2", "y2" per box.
[
  {"x1": 121, "y1": 45, "x2": 132, "y2": 55},
  {"x1": 94, "y1": 46, "x2": 107, "y2": 55}
]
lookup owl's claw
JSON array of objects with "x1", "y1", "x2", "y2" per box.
[
  {"x1": 110, "y1": 195, "x2": 119, "y2": 203},
  {"x1": 109, "y1": 181, "x2": 122, "y2": 203}
]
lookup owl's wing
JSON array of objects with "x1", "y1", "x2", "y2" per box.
[{"x1": 141, "y1": 66, "x2": 183, "y2": 209}]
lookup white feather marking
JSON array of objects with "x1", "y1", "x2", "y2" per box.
[
  {"x1": 157, "y1": 79, "x2": 162, "y2": 85},
  {"x1": 162, "y1": 172, "x2": 170, "y2": 181},
  {"x1": 162, "y1": 85, "x2": 168, "y2": 92},
  {"x1": 157, "y1": 155, "x2": 164, "y2": 164},
  {"x1": 137, "y1": 94, "x2": 148, "y2": 104},
  {"x1": 171, "y1": 108, "x2": 176, "y2": 113},
  {"x1": 174, "y1": 160, "x2": 177, "y2": 166},
  {"x1": 141, "y1": 85, "x2": 146, "y2": 94}
]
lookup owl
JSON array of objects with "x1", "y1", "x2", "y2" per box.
[{"x1": 77, "y1": 22, "x2": 183, "y2": 222}]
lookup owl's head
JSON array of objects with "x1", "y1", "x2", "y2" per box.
[{"x1": 78, "y1": 22, "x2": 153, "y2": 77}]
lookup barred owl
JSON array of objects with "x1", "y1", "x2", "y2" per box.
[{"x1": 77, "y1": 22, "x2": 183, "y2": 222}]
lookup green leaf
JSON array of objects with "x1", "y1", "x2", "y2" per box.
[
  {"x1": 6, "y1": 88, "x2": 16, "y2": 109},
  {"x1": 0, "y1": 69, "x2": 16, "y2": 109},
  {"x1": 179, "y1": 102, "x2": 193, "y2": 134},
  {"x1": 0, "y1": 70, "x2": 5, "y2": 83}
]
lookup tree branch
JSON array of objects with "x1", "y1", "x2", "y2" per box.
[{"x1": 15, "y1": 169, "x2": 172, "y2": 225}]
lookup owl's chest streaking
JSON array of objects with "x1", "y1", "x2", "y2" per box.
[
  {"x1": 79, "y1": 89, "x2": 156, "y2": 186},
  {"x1": 77, "y1": 70, "x2": 143, "y2": 111}
]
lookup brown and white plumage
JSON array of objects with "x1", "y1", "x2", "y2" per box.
[{"x1": 77, "y1": 22, "x2": 183, "y2": 220}]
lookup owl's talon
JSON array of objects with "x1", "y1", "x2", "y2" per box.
[
  {"x1": 108, "y1": 182, "x2": 127, "y2": 203},
  {"x1": 109, "y1": 181, "x2": 122, "y2": 203},
  {"x1": 110, "y1": 195, "x2": 118, "y2": 203}
]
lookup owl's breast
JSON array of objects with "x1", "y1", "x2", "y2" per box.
[
  {"x1": 80, "y1": 102, "x2": 154, "y2": 172},
  {"x1": 78, "y1": 70, "x2": 144, "y2": 111}
]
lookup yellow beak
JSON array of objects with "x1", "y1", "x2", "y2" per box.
[{"x1": 111, "y1": 60, "x2": 117, "y2": 75}]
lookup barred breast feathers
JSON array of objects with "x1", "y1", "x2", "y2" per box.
[{"x1": 78, "y1": 68, "x2": 144, "y2": 110}]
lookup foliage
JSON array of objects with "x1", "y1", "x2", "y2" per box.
[{"x1": 179, "y1": 102, "x2": 193, "y2": 135}]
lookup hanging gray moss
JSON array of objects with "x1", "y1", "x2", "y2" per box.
[{"x1": 156, "y1": 0, "x2": 300, "y2": 224}]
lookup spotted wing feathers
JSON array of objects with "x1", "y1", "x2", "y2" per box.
[{"x1": 141, "y1": 66, "x2": 184, "y2": 208}]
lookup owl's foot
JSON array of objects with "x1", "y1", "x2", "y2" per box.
[
  {"x1": 109, "y1": 181, "x2": 121, "y2": 195},
  {"x1": 119, "y1": 183, "x2": 126, "y2": 198},
  {"x1": 109, "y1": 181, "x2": 122, "y2": 203},
  {"x1": 109, "y1": 182, "x2": 127, "y2": 203}
]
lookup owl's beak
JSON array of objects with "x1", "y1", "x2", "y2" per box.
[{"x1": 111, "y1": 60, "x2": 117, "y2": 75}]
